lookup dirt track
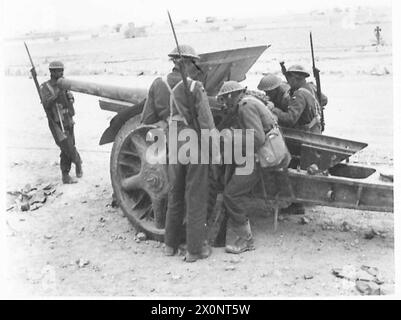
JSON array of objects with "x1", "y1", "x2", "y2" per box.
[{"x1": 3, "y1": 73, "x2": 394, "y2": 297}]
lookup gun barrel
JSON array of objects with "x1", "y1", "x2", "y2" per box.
[{"x1": 57, "y1": 78, "x2": 148, "y2": 105}]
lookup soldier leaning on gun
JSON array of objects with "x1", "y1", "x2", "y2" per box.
[
  {"x1": 271, "y1": 65, "x2": 327, "y2": 215},
  {"x1": 213, "y1": 81, "x2": 279, "y2": 254},
  {"x1": 40, "y1": 61, "x2": 83, "y2": 184},
  {"x1": 141, "y1": 45, "x2": 218, "y2": 263}
]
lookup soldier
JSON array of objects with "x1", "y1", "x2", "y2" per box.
[
  {"x1": 216, "y1": 81, "x2": 278, "y2": 254},
  {"x1": 257, "y1": 73, "x2": 290, "y2": 112},
  {"x1": 271, "y1": 64, "x2": 327, "y2": 215},
  {"x1": 244, "y1": 89, "x2": 274, "y2": 109},
  {"x1": 141, "y1": 44, "x2": 217, "y2": 262},
  {"x1": 271, "y1": 64, "x2": 327, "y2": 134},
  {"x1": 40, "y1": 61, "x2": 82, "y2": 184}
]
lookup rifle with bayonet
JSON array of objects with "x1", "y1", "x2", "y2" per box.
[
  {"x1": 24, "y1": 42, "x2": 66, "y2": 140},
  {"x1": 167, "y1": 11, "x2": 201, "y2": 134},
  {"x1": 310, "y1": 32, "x2": 325, "y2": 132},
  {"x1": 24, "y1": 42, "x2": 45, "y2": 105}
]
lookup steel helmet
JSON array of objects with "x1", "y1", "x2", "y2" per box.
[
  {"x1": 49, "y1": 61, "x2": 64, "y2": 69},
  {"x1": 168, "y1": 44, "x2": 200, "y2": 60},
  {"x1": 217, "y1": 81, "x2": 246, "y2": 97},
  {"x1": 286, "y1": 64, "x2": 310, "y2": 77},
  {"x1": 257, "y1": 74, "x2": 282, "y2": 91}
]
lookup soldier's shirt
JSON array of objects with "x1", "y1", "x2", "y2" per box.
[
  {"x1": 306, "y1": 82, "x2": 328, "y2": 107},
  {"x1": 235, "y1": 95, "x2": 277, "y2": 152},
  {"x1": 40, "y1": 79, "x2": 75, "y2": 127},
  {"x1": 272, "y1": 83, "x2": 322, "y2": 128},
  {"x1": 245, "y1": 89, "x2": 273, "y2": 109},
  {"x1": 140, "y1": 69, "x2": 215, "y2": 131}
]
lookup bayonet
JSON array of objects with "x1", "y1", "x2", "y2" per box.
[{"x1": 24, "y1": 42, "x2": 43, "y2": 105}]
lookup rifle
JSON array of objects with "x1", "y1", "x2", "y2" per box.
[
  {"x1": 24, "y1": 42, "x2": 43, "y2": 105},
  {"x1": 167, "y1": 11, "x2": 201, "y2": 134},
  {"x1": 309, "y1": 32, "x2": 325, "y2": 132},
  {"x1": 24, "y1": 42, "x2": 66, "y2": 138},
  {"x1": 279, "y1": 61, "x2": 289, "y2": 82}
]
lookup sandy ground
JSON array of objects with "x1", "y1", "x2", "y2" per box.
[
  {"x1": 2, "y1": 9, "x2": 394, "y2": 297},
  {"x1": 2, "y1": 73, "x2": 394, "y2": 297}
]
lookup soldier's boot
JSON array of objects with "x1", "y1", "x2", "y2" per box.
[
  {"x1": 225, "y1": 219, "x2": 255, "y2": 254},
  {"x1": 75, "y1": 162, "x2": 83, "y2": 178},
  {"x1": 279, "y1": 203, "x2": 305, "y2": 215},
  {"x1": 184, "y1": 242, "x2": 212, "y2": 263},
  {"x1": 164, "y1": 242, "x2": 186, "y2": 257},
  {"x1": 164, "y1": 245, "x2": 177, "y2": 256},
  {"x1": 62, "y1": 172, "x2": 78, "y2": 184}
]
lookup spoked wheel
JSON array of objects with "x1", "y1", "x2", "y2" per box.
[{"x1": 110, "y1": 116, "x2": 169, "y2": 242}]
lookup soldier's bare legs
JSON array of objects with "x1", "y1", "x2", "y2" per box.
[
  {"x1": 59, "y1": 127, "x2": 81, "y2": 183},
  {"x1": 75, "y1": 161, "x2": 83, "y2": 178}
]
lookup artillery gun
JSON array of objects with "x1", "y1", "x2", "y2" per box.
[{"x1": 57, "y1": 45, "x2": 393, "y2": 242}]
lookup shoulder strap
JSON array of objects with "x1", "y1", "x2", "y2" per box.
[
  {"x1": 45, "y1": 82, "x2": 56, "y2": 96},
  {"x1": 162, "y1": 77, "x2": 188, "y2": 125},
  {"x1": 189, "y1": 80, "x2": 196, "y2": 92}
]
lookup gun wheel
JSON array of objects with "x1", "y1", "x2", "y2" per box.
[{"x1": 110, "y1": 116, "x2": 168, "y2": 242}]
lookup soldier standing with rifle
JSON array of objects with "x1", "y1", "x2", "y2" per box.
[
  {"x1": 39, "y1": 61, "x2": 83, "y2": 184},
  {"x1": 273, "y1": 34, "x2": 328, "y2": 215},
  {"x1": 25, "y1": 43, "x2": 82, "y2": 184},
  {"x1": 272, "y1": 64, "x2": 326, "y2": 134},
  {"x1": 140, "y1": 12, "x2": 218, "y2": 262},
  {"x1": 278, "y1": 33, "x2": 328, "y2": 132}
]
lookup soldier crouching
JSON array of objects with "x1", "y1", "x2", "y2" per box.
[{"x1": 215, "y1": 81, "x2": 280, "y2": 254}]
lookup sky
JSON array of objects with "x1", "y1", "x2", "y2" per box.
[{"x1": 2, "y1": 0, "x2": 393, "y2": 36}]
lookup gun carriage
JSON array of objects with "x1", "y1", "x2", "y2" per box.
[{"x1": 57, "y1": 45, "x2": 393, "y2": 241}]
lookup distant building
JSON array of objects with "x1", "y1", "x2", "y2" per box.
[
  {"x1": 205, "y1": 17, "x2": 216, "y2": 23},
  {"x1": 122, "y1": 22, "x2": 147, "y2": 38}
]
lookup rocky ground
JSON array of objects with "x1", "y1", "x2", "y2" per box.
[
  {"x1": 1, "y1": 8, "x2": 394, "y2": 297},
  {"x1": 2, "y1": 73, "x2": 394, "y2": 298}
]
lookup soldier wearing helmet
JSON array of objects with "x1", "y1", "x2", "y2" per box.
[
  {"x1": 271, "y1": 64, "x2": 328, "y2": 215},
  {"x1": 141, "y1": 44, "x2": 217, "y2": 262},
  {"x1": 40, "y1": 61, "x2": 82, "y2": 184},
  {"x1": 257, "y1": 74, "x2": 290, "y2": 112},
  {"x1": 271, "y1": 64, "x2": 327, "y2": 134},
  {"x1": 215, "y1": 80, "x2": 278, "y2": 254}
]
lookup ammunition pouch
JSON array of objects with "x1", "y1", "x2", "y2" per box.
[{"x1": 257, "y1": 125, "x2": 291, "y2": 169}]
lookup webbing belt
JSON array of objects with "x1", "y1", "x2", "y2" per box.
[{"x1": 162, "y1": 77, "x2": 196, "y2": 126}]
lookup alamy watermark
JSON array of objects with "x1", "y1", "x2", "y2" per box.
[{"x1": 144, "y1": 121, "x2": 256, "y2": 175}]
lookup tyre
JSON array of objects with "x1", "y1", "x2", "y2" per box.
[{"x1": 110, "y1": 116, "x2": 168, "y2": 241}]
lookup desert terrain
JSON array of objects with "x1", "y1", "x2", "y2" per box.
[{"x1": 2, "y1": 7, "x2": 394, "y2": 297}]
